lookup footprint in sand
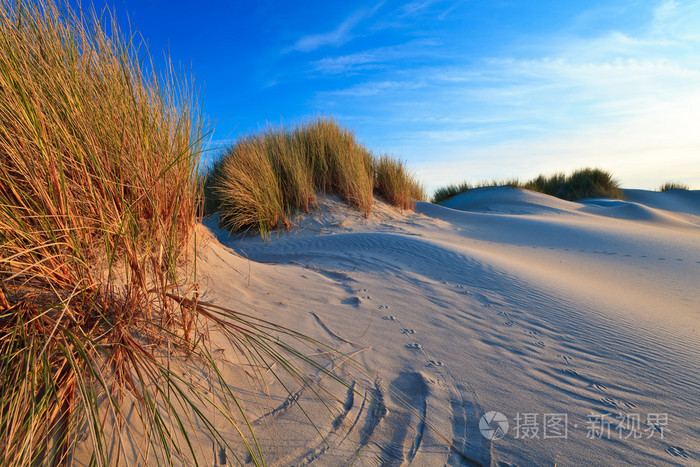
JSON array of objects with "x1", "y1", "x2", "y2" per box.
[
  {"x1": 426, "y1": 360, "x2": 443, "y2": 367},
  {"x1": 379, "y1": 305, "x2": 390, "y2": 309},
  {"x1": 405, "y1": 343, "x2": 423, "y2": 350},
  {"x1": 666, "y1": 446, "x2": 691, "y2": 459},
  {"x1": 342, "y1": 296, "x2": 362, "y2": 307},
  {"x1": 402, "y1": 329, "x2": 416, "y2": 335},
  {"x1": 383, "y1": 315, "x2": 397, "y2": 321},
  {"x1": 588, "y1": 382, "x2": 607, "y2": 393}
]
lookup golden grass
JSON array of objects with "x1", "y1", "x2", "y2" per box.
[
  {"x1": 374, "y1": 155, "x2": 426, "y2": 210},
  {"x1": 206, "y1": 118, "x2": 426, "y2": 235},
  {"x1": 0, "y1": 0, "x2": 203, "y2": 462}
]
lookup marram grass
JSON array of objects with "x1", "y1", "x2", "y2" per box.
[
  {"x1": 0, "y1": 1, "x2": 352, "y2": 465},
  {"x1": 432, "y1": 168, "x2": 622, "y2": 204},
  {"x1": 374, "y1": 155, "x2": 425, "y2": 211},
  {"x1": 659, "y1": 182, "x2": 690, "y2": 191},
  {"x1": 205, "y1": 118, "x2": 426, "y2": 235}
]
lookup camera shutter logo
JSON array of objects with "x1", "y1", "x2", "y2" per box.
[{"x1": 480, "y1": 411, "x2": 509, "y2": 440}]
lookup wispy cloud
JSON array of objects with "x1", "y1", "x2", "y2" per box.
[
  {"x1": 310, "y1": 39, "x2": 439, "y2": 74},
  {"x1": 290, "y1": 3, "x2": 384, "y2": 52},
  {"x1": 398, "y1": 0, "x2": 441, "y2": 17},
  {"x1": 312, "y1": 51, "x2": 380, "y2": 74},
  {"x1": 321, "y1": 80, "x2": 423, "y2": 97}
]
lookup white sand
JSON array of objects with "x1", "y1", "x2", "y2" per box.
[{"x1": 194, "y1": 187, "x2": 699, "y2": 466}]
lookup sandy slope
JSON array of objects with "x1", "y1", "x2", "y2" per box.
[{"x1": 196, "y1": 187, "x2": 699, "y2": 466}]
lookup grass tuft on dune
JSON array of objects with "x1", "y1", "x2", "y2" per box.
[
  {"x1": 659, "y1": 182, "x2": 690, "y2": 191},
  {"x1": 205, "y1": 118, "x2": 426, "y2": 235},
  {"x1": 432, "y1": 168, "x2": 622, "y2": 204},
  {"x1": 373, "y1": 155, "x2": 426, "y2": 211}
]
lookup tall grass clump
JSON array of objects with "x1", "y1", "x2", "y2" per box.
[
  {"x1": 373, "y1": 155, "x2": 426, "y2": 210},
  {"x1": 0, "y1": 0, "x2": 201, "y2": 462},
  {"x1": 659, "y1": 182, "x2": 690, "y2": 191},
  {"x1": 545, "y1": 168, "x2": 622, "y2": 201},
  {"x1": 206, "y1": 118, "x2": 425, "y2": 234},
  {"x1": 0, "y1": 1, "x2": 348, "y2": 464},
  {"x1": 522, "y1": 172, "x2": 567, "y2": 196},
  {"x1": 295, "y1": 118, "x2": 375, "y2": 213}
]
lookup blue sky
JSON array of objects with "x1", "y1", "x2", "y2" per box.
[{"x1": 97, "y1": 0, "x2": 699, "y2": 191}]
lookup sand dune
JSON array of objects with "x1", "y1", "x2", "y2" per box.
[{"x1": 198, "y1": 188, "x2": 699, "y2": 466}]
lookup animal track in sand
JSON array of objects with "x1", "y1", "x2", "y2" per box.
[
  {"x1": 593, "y1": 250, "x2": 617, "y2": 256},
  {"x1": 426, "y1": 360, "x2": 444, "y2": 367},
  {"x1": 379, "y1": 305, "x2": 390, "y2": 309},
  {"x1": 405, "y1": 343, "x2": 423, "y2": 350},
  {"x1": 666, "y1": 446, "x2": 691, "y2": 459},
  {"x1": 402, "y1": 329, "x2": 416, "y2": 335},
  {"x1": 383, "y1": 315, "x2": 397, "y2": 321},
  {"x1": 588, "y1": 382, "x2": 607, "y2": 393},
  {"x1": 600, "y1": 396, "x2": 636, "y2": 411}
]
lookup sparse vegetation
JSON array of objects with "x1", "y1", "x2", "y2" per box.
[
  {"x1": 205, "y1": 118, "x2": 426, "y2": 235},
  {"x1": 431, "y1": 182, "x2": 474, "y2": 205},
  {"x1": 431, "y1": 179, "x2": 519, "y2": 204},
  {"x1": 432, "y1": 168, "x2": 622, "y2": 203},
  {"x1": 659, "y1": 182, "x2": 690, "y2": 191},
  {"x1": 0, "y1": 1, "x2": 348, "y2": 464}
]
